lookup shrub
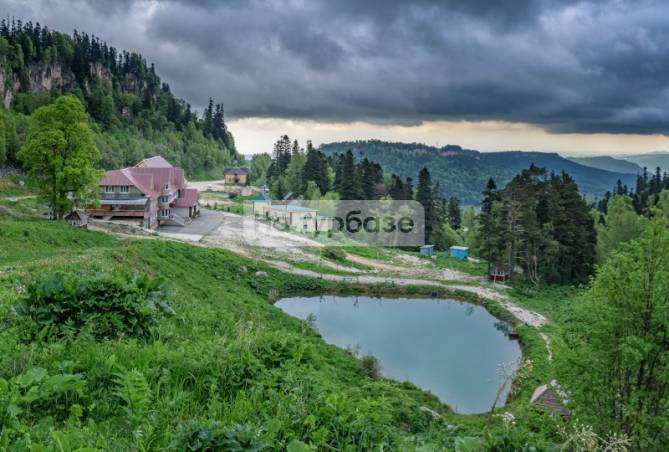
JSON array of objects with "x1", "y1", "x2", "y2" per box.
[
  {"x1": 321, "y1": 246, "x2": 346, "y2": 262},
  {"x1": 168, "y1": 421, "x2": 266, "y2": 451},
  {"x1": 361, "y1": 355, "x2": 381, "y2": 380},
  {"x1": 14, "y1": 272, "x2": 173, "y2": 341},
  {"x1": 0, "y1": 367, "x2": 84, "y2": 425}
]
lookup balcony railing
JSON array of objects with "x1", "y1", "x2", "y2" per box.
[
  {"x1": 87, "y1": 209, "x2": 146, "y2": 217},
  {"x1": 100, "y1": 193, "x2": 145, "y2": 201}
]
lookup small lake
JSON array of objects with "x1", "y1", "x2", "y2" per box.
[{"x1": 276, "y1": 295, "x2": 522, "y2": 414}]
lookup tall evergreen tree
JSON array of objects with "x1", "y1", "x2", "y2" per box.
[
  {"x1": 203, "y1": 97, "x2": 214, "y2": 135},
  {"x1": 337, "y1": 150, "x2": 363, "y2": 200},
  {"x1": 388, "y1": 174, "x2": 405, "y2": 200},
  {"x1": 404, "y1": 177, "x2": 414, "y2": 200},
  {"x1": 416, "y1": 167, "x2": 435, "y2": 243},
  {"x1": 477, "y1": 178, "x2": 503, "y2": 273},
  {"x1": 270, "y1": 135, "x2": 292, "y2": 180},
  {"x1": 302, "y1": 141, "x2": 330, "y2": 195},
  {"x1": 447, "y1": 197, "x2": 461, "y2": 230}
]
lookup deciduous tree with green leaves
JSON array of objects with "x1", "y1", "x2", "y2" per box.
[
  {"x1": 595, "y1": 194, "x2": 643, "y2": 263},
  {"x1": 558, "y1": 219, "x2": 669, "y2": 449},
  {"x1": 17, "y1": 95, "x2": 102, "y2": 219},
  {"x1": 249, "y1": 152, "x2": 272, "y2": 186}
]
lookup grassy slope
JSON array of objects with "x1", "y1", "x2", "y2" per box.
[
  {"x1": 0, "y1": 185, "x2": 576, "y2": 449},
  {"x1": 1, "y1": 216, "x2": 499, "y2": 450}
]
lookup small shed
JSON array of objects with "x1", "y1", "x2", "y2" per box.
[
  {"x1": 449, "y1": 246, "x2": 469, "y2": 260},
  {"x1": 489, "y1": 265, "x2": 511, "y2": 283},
  {"x1": 252, "y1": 193, "x2": 272, "y2": 216},
  {"x1": 64, "y1": 210, "x2": 88, "y2": 229},
  {"x1": 420, "y1": 245, "x2": 435, "y2": 257},
  {"x1": 530, "y1": 381, "x2": 571, "y2": 417}
]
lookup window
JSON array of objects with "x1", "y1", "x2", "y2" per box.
[
  {"x1": 160, "y1": 195, "x2": 168, "y2": 203},
  {"x1": 119, "y1": 186, "x2": 129, "y2": 193},
  {"x1": 160, "y1": 209, "x2": 169, "y2": 218},
  {"x1": 104, "y1": 186, "x2": 114, "y2": 193},
  {"x1": 164, "y1": 184, "x2": 169, "y2": 190}
]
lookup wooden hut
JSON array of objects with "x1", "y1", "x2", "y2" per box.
[
  {"x1": 530, "y1": 381, "x2": 570, "y2": 417},
  {"x1": 489, "y1": 264, "x2": 511, "y2": 283},
  {"x1": 64, "y1": 210, "x2": 89, "y2": 229}
]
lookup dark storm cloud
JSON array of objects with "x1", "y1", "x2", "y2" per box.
[{"x1": 3, "y1": 0, "x2": 669, "y2": 134}]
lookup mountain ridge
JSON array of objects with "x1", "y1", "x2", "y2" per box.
[
  {"x1": 568, "y1": 156, "x2": 642, "y2": 174},
  {"x1": 619, "y1": 152, "x2": 669, "y2": 173},
  {"x1": 320, "y1": 140, "x2": 636, "y2": 204}
]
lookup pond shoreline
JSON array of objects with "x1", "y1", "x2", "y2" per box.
[{"x1": 272, "y1": 286, "x2": 535, "y2": 415}]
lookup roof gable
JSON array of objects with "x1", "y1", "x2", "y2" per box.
[
  {"x1": 136, "y1": 156, "x2": 173, "y2": 168},
  {"x1": 224, "y1": 167, "x2": 249, "y2": 175},
  {"x1": 99, "y1": 170, "x2": 134, "y2": 187}
]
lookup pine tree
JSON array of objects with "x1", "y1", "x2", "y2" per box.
[
  {"x1": 416, "y1": 167, "x2": 435, "y2": 243},
  {"x1": 477, "y1": 178, "x2": 500, "y2": 273},
  {"x1": 404, "y1": 177, "x2": 414, "y2": 200},
  {"x1": 212, "y1": 103, "x2": 227, "y2": 141},
  {"x1": 447, "y1": 197, "x2": 461, "y2": 230},
  {"x1": 203, "y1": 97, "x2": 214, "y2": 135},
  {"x1": 360, "y1": 157, "x2": 376, "y2": 199},
  {"x1": 388, "y1": 174, "x2": 405, "y2": 200},
  {"x1": 302, "y1": 141, "x2": 330, "y2": 194},
  {"x1": 337, "y1": 150, "x2": 363, "y2": 200},
  {"x1": 270, "y1": 135, "x2": 293, "y2": 180}
]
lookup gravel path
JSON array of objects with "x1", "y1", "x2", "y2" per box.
[{"x1": 267, "y1": 260, "x2": 548, "y2": 328}]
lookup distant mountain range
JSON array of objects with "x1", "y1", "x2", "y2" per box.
[
  {"x1": 567, "y1": 156, "x2": 642, "y2": 174},
  {"x1": 619, "y1": 152, "x2": 669, "y2": 173},
  {"x1": 567, "y1": 152, "x2": 669, "y2": 176},
  {"x1": 320, "y1": 140, "x2": 636, "y2": 205}
]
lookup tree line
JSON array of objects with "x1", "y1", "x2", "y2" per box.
[
  {"x1": 251, "y1": 135, "x2": 466, "y2": 250},
  {"x1": 597, "y1": 166, "x2": 669, "y2": 216}
]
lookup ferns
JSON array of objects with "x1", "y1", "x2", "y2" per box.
[{"x1": 114, "y1": 369, "x2": 152, "y2": 428}]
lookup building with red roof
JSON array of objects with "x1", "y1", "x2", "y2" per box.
[{"x1": 87, "y1": 156, "x2": 199, "y2": 229}]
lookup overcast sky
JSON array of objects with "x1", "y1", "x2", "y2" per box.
[{"x1": 3, "y1": 0, "x2": 669, "y2": 154}]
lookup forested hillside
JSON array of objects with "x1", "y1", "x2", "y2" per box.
[
  {"x1": 320, "y1": 141, "x2": 636, "y2": 204},
  {"x1": 0, "y1": 20, "x2": 241, "y2": 178}
]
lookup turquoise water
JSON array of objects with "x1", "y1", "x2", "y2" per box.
[{"x1": 276, "y1": 295, "x2": 522, "y2": 414}]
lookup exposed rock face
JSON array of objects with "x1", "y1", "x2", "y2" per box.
[
  {"x1": 29, "y1": 63, "x2": 64, "y2": 91},
  {"x1": 1, "y1": 62, "x2": 80, "y2": 107},
  {"x1": 0, "y1": 61, "x2": 140, "y2": 109}
]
